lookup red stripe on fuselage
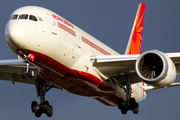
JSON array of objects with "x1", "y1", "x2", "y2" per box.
[
  {"x1": 81, "y1": 36, "x2": 111, "y2": 55},
  {"x1": 16, "y1": 49, "x2": 118, "y2": 106}
]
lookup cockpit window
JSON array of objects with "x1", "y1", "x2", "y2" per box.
[
  {"x1": 19, "y1": 14, "x2": 28, "y2": 19},
  {"x1": 11, "y1": 14, "x2": 38, "y2": 22},
  {"x1": 11, "y1": 14, "x2": 18, "y2": 20},
  {"x1": 29, "y1": 15, "x2": 37, "y2": 21}
]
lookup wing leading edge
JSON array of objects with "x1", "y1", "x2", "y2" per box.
[{"x1": 91, "y1": 52, "x2": 180, "y2": 88}]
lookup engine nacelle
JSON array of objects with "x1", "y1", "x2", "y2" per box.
[{"x1": 136, "y1": 50, "x2": 176, "y2": 87}]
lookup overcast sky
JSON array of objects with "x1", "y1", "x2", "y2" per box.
[{"x1": 0, "y1": 0, "x2": 180, "y2": 120}]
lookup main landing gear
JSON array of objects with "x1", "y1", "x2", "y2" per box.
[
  {"x1": 31, "y1": 78, "x2": 54, "y2": 117},
  {"x1": 117, "y1": 76, "x2": 139, "y2": 114},
  {"x1": 118, "y1": 98, "x2": 139, "y2": 114}
]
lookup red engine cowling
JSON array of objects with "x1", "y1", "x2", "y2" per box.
[{"x1": 135, "y1": 50, "x2": 176, "y2": 87}]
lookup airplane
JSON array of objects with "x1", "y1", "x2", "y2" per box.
[{"x1": 3, "y1": 2, "x2": 180, "y2": 117}]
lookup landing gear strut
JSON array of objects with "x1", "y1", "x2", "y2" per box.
[
  {"x1": 21, "y1": 54, "x2": 35, "y2": 79},
  {"x1": 117, "y1": 75, "x2": 139, "y2": 114},
  {"x1": 21, "y1": 62, "x2": 34, "y2": 79},
  {"x1": 31, "y1": 78, "x2": 54, "y2": 117}
]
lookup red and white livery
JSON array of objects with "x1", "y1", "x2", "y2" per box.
[{"x1": 2, "y1": 3, "x2": 180, "y2": 117}]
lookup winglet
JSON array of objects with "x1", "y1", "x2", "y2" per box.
[{"x1": 125, "y1": 3, "x2": 145, "y2": 55}]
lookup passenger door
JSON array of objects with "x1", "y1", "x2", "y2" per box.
[{"x1": 46, "y1": 13, "x2": 57, "y2": 35}]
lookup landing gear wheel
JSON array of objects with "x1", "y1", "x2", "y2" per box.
[
  {"x1": 22, "y1": 68, "x2": 27, "y2": 79},
  {"x1": 121, "y1": 108, "x2": 127, "y2": 114},
  {"x1": 47, "y1": 105, "x2": 53, "y2": 117},
  {"x1": 129, "y1": 98, "x2": 135, "y2": 110},
  {"x1": 41, "y1": 101, "x2": 50, "y2": 113},
  {"x1": 133, "y1": 102, "x2": 139, "y2": 114},
  {"x1": 31, "y1": 100, "x2": 53, "y2": 117},
  {"x1": 118, "y1": 98, "x2": 124, "y2": 110},
  {"x1": 35, "y1": 111, "x2": 42, "y2": 117},
  {"x1": 118, "y1": 98, "x2": 128, "y2": 114},
  {"x1": 129, "y1": 98, "x2": 139, "y2": 114},
  {"x1": 42, "y1": 101, "x2": 49, "y2": 106},
  {"x1": 31, "y1": 101, "x2": 38, "y2": 113},
  {"x1": 28, "y1": 68, "x2": 34, "y2": 78}
]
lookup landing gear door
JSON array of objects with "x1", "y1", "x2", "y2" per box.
[{"x1": 46, "y1": 13, "x2": 57, "y2": 35}]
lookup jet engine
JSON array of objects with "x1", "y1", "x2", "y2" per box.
[{"x1": 135, "y1": 50, "x2": 176, "y2": 87}]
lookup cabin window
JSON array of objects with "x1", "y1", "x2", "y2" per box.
[
  {"x1": 29, "y1": 15, "x2": 37, "y2": 21},
  {"x1": 19, "y1": 14, "x2": 28, "y2": 19},
  {"x1": 11, "y1": 14, "x2": 18, "y2": 20}
]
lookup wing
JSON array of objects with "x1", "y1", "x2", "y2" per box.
[
  {"x1": 0, "y1": 59, "x2": 61, "y2": 90},
  {"x1": 91, "y1": 52, "x2": 180, "y2": 86},
  {"x1": 0, "y1": 59, "x2": 39, "y2": 85},
  {"x1": 91, "y1": 54, "x2": 139, "y2": 77}
]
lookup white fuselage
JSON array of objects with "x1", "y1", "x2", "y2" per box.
[{"x1": 5, "y1": 6, "x2": 147, "y2": 106}]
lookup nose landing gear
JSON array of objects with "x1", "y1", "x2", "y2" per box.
[
  {"x1": 20, "y1": 53, "x2": 35, "y2": 79},
  {"x1": 21, "y1": 63, "x2": 34, "y2": 79}
]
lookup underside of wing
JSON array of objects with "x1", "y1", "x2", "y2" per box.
[
  {"x1": 91, "y1": 52, "x2": 180, "y2": 86},
  {"x1": 0, "y1": 59, "x2": 38, "y2": 85},
  {"x1": 91, "y1": 55, "x2": 141, "y2": 85},
  {"x1": 166, "y1": 52, "x2": 180, "y2": 73},
  {"x1": 91, "y1": 55, "x2": 139, "y2": 77}
]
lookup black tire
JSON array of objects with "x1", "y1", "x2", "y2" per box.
[
  {"x1": 41, "y1": 101, "x2": 50, "y2": 113},
  {"x1": 121, "y1": 108, "x2": 127, "y2": 114},
  {"x1": 31, "y1": 101, "x2": 38, "y2": 113},
  {"x1": 133, "y1": 102, "x2": 139, "y2": 114},
  {"x1": 118, "y1": 98, "x2": 124, "y2": 110},
  {"x1": 22, "y1": 69, "x2": 27, "y2": 79},
  {"x1": 43, "y1": 101, "x2": 49, "y2": 106},
  {"x1": 28, "y1": 68, "x2": 34, "y2": 78},
  {"x1": 35, "y1": 111, "x2": 42, "y2": 117},
  {"x1": 129, "y1": 98, "x2": 136, "y2": 110},
  {"x1": 129, "y1": 98, "x2": 135, "y2": 103},
  {"x1": 47, "y1": 105, "x2": 53, "y2": 117}
]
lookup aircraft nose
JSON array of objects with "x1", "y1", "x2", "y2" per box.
[{"x1": 5, "y1": 22, "x2": 27, "y2": 45}]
